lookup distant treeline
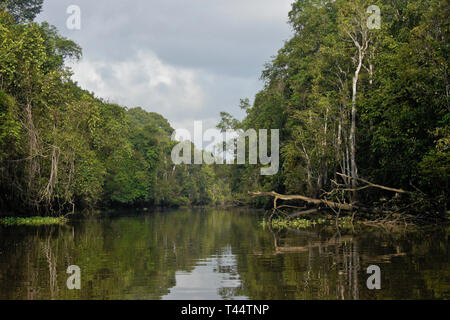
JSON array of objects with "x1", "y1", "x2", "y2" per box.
[{"x1": 0, "y1": 3, "x2": 230, "y2": 215}]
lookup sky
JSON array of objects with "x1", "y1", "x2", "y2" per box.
[{"x1": 37, "y1": 0, "x2": 294, "y2": 134}]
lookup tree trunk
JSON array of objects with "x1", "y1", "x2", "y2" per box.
[{"x1": 350, "y1": 52, "x2": 363, "y2": 202}]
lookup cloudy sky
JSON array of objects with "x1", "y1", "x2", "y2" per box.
[{"x1": 37, "y1": 0, "x2": 294, "y2": 133}]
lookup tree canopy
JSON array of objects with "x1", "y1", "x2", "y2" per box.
[{"x1": 0, "y1": 0, "x2": 43, "y2": 22}]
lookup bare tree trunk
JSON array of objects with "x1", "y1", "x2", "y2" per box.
[
  {"x1": 350, "y1": 53, "x2": 362, "y2": 199},
  {"x1": 343, "y1": 6, "x2": 371, "y2": 202},
  {"x1": 321, "y1": 107, "x2": 329, "y2": 190},
  {"x1": 346, "y1": 146, "x2": 351, "y2": 185}
]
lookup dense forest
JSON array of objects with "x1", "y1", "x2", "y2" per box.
[
  {"x1": 219, "y1": 0, "x2": 449, "y2": 217},
  {"x1": 0, "y1": 0, "x2": 448, "y2": 218},
  {"x1": 0, "y1": 0, "x2": 230, "y2": 215}
]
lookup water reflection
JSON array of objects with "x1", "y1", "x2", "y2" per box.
[
  {"x1": 163, "y1": 246, "x2": 247, "y2": 300},
  {"x1": 0, "y1": 208, "x2": 448, "y2": 300}
]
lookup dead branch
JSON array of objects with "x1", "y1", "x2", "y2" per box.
[
  {"x1": 336, "y1": 173, "x2": 410, "y2": 194},
  {"x1": 248, "y1": 191, "x2": 356, "y2": 211},
  {"x1": 250, "y1": 173, "x2": 415, "y2": 224}
]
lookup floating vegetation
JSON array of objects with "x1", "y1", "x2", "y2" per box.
[
  {"x1": 261, "y1": 216, "x2": 354, "y2": 230},
  {"x1": 0, "y1": 217, "x2": 67, "y2": 227}
]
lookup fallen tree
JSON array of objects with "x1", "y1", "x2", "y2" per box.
[
  {"x1": 248, "y1": 191, "x2": 356, "y2": 211},
  {"x1": 249, "y1": 173, "x2": 428, "y2": 225}
]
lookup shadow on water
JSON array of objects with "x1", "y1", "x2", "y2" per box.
[{"x1": 0, "y1": 208, "x2": 448, "y2": 300}]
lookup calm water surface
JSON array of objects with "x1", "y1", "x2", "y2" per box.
[{"x1": 0, "y1": 208, "x2": 448, "y2": 299}]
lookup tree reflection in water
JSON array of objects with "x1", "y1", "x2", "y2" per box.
[{"x1": 0, "y1": 208, "x2": 448, "y2": 300}]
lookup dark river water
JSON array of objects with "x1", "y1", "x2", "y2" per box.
[{"x1": 0, "y1": 208, "x2": 448, "y2": 300}]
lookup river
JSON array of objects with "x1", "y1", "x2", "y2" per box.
[{"x1": 0, "y1": 208, "x2": 448, "y2": 299}]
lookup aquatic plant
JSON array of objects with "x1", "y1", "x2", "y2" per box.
[
  {"x1": 0, "y1": 216, "x2": 67, "y2": 226},
  {"x1": 261, "y1": 216, "x2": 355, "y2": 230}
]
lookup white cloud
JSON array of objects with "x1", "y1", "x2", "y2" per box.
[
  {"x1": 40, "y1": 0, "x2": 294, "y2": 139},
  {"x1": 69, "y1": 49, "x2": 260, "y2": 138},
  {"x1": 69, "y1": 50, "x2": 206, "y2": 118}
]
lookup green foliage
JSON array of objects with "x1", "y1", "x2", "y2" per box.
[
  {"x1": 0, "y1": 90, "x2": 20, "y2": 157},
  {"x1": 2, "y1": 0, "x2": 447, "y2": 216},
  {"x1": 0, "y1": 8, "x2": 229, "y2": 215},
  {"x1": 219, "y1": 0, "x2": 449, "y2": 213},
  {"x1": 0, "y1": 216, "x2": 67, "y2": 226},
  {"x1": 268, "y1": 217, "x2": 327, "y2": 230},
  {"x1": 0, "y1": 0, "x2": 43, "y2": 22},
  {"x1": 266, "y1": 216, "x2": 353, "y2": 230}
]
